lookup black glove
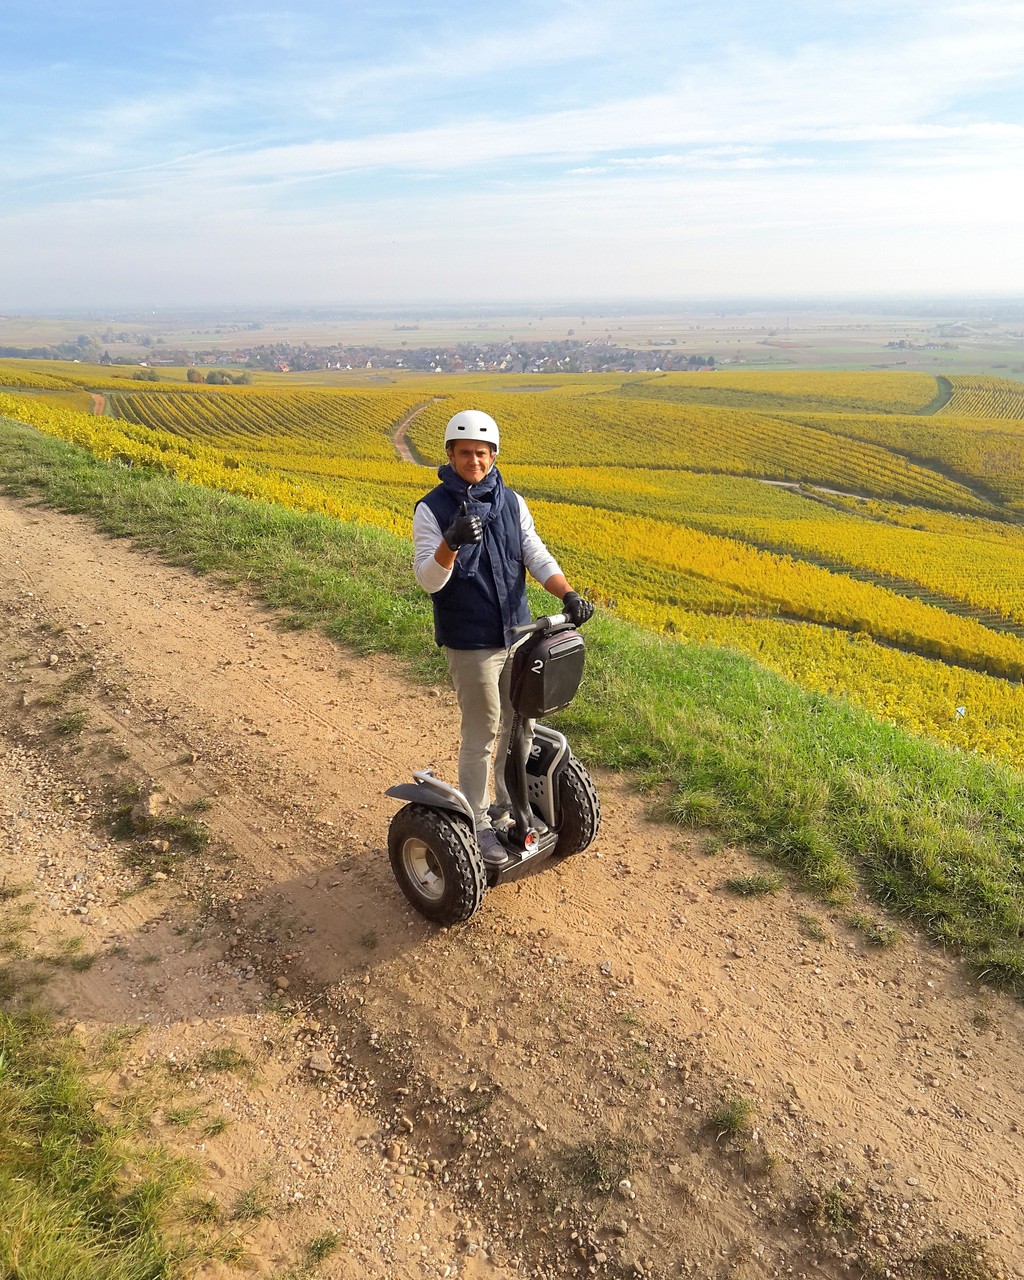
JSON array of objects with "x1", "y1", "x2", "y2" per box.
[
  {"x1": 562, "y1": 591, "x2": 594, "y2": 627},
  {"x1": 443, "y1": 502, "x2": 483, "y2": 551}
]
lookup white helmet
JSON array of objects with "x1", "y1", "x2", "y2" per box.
[{"x1": 444, "y1": 409, "x2": 500, "y2": 454}]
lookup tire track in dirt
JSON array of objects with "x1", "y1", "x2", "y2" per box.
[{"x1": 2, "y1": 493, "x2": 1022, "y2": 1279}]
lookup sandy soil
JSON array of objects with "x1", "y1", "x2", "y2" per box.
[{"x1": 1, "y1": 493, "x2": 1022, "y2": 1280}]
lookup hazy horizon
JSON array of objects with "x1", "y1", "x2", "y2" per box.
[
  {"x1": 6, "y1": 295, "x2": 1024, "y2": 322},
  {"x1": 4, "y1": 1, "x2": 1023, "y2": 311}
]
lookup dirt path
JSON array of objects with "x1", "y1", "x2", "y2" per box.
[
  {"x1": 392, "y1": 400, "x2": 439, "y2": 464},
  {"x1": 2, "y1": 494, "x2": 1022, "y2": 1280}
]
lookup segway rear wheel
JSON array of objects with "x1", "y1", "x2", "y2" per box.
[
  {"x1": 554, "y1": 755, "x2": 601, "y2": 857},
  {"x1": 388, "y1": 804, "x2": 486, "y2": 924}
]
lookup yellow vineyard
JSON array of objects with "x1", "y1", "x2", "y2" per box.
[
  {"x1": 406, "y1": 393, "x2": 991, "y2": 512},
  {"x1": 105, "y1": 386, "x2": 424, "y2": 461},
  {"x1": 0, "y1": 361, "x2": 84, "y2": 391},
  {"x1": 939, "y1": 375, "x2": 1024, "y2": 420},
  {"x1": 614, "y1": 368, "x2": 939, "y2": 416},
  {"x1": 3, "y1": 364, "x2": 1024, "y2": 769}
]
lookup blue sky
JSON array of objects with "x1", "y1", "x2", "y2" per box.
[{"x1": 2, "y1": 0, "x2": 1023, "y2": 308}]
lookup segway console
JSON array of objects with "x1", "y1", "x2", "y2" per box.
[{"x1": 385, "y1": 612, "x2": 601, "y2": 923}]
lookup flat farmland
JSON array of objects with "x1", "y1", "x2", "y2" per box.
[{"x1": 3, "y1": 305, "x2": 1024, "y2": 375}]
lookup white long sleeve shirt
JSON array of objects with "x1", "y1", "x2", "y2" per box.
[{"x1": 413, "y1": 492, "x2": 562, "y2": 595}]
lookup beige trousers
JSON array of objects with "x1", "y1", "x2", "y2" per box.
[{"x1": 445, "y1": 645, "x2": 534, "y2": 829}]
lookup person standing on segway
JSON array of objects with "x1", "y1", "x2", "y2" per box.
[{"x1": 413, "y1": 409, "x2": 594, "y2": 869}]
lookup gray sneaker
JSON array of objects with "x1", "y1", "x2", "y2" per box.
[
  {"x1": 487, "y1": 803, "x2": 512, "y2": 828},
  {"x1": 478, "y1": 827, "x2": 510, "y2": 868},
  {"x1": 490, "y1": 803, "x2": 548, "y2": 836}
]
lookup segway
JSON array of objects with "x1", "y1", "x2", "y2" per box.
[{"x1": 385, "y1": 612, "x2": 601, "y2": 923}]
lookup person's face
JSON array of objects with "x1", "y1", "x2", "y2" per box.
[{"x1": 448, "y1": 440, "x2": 495, "y2": 486}]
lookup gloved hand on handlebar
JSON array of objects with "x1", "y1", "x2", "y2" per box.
[
  {"x1": 443, "y1": 502, "x2": 483, "y2": 551},
  {"x1": 562, "y1": 590, "x2": 594, "y2": 627}
]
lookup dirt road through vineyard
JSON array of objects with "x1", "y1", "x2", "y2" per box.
[{"x1": 1, "y1": 493, "x2": 1021, "y2": 1280}]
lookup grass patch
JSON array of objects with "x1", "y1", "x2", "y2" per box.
[
  {"x1": 0, "y1": 1015, "x2": 204, "y2": 1277},
  {"x1": 155, "y1": 814, "x2": 210, "y2": 852},
  {"x1": 0, "y1": 896, "x2": 226, "y2": 1276},
  {"x1": 5, "y1": 415, "x2": 1024, "y2": 989},
  {"x1": 918, "y1": 1236, "x2": 999, "y2": 1280},
  {"x1": 305, "y1": 1232, "x2": 342, "y2": 1264},
  {"x1": 0, "y1": 911, "x2": 40, "y2": 1002},
  {"x1": 182, "y1": 1194, "x2": 222, "y2": 1226},
  {"x1": 39, "y1": 669, "x2": 96, "y2": 711},
  {"x1": 0, "y1": 892, "x2": 82, "y2": 1003},
  {"x1": 165, "y1": 1103, "x2": 207, "y2": 1128},
  {"x1": 798, "y1": 912, "x2": 832, "y2": 942},
  {"x1": 188, "y1": 1047, "x2": 254, "y2": 1078},
  {"x1": 97, "y1": 1024, "x2": 144, "y2": 1065},
  {"x1": 562, "y1": 1131, "x2": 640, "y2": 1194},
  {"x1": 229, "y1": 1174, "x2": 274, "y2": 1222},
  {"x1": 58, "y1": 668, "x2": 96, "y2": 699},
  {"x1": 723, "y1": 872, "x2": 785, "y2": 897},
  {"x1": 54, "y1": 708, "x2": 88, "y2": 737},
  {"x1": 273, "y1": 1231, "x2": 344, "y2": 1280},
  {"x1": 103, "y1": 781, "x2": 211, "y2": 873},
  {"x1": 42, "y1": 933, "x2": 100, "y2": 972},
  {"x1": 847, "y1": 912, "x2": 902, "y2": 948},
  {"x1": 818, "y1": 1182, "x2": 857, "y2": 1233},
  {"x1": 626, "y1": 1039, "x2": 651, "y2": 1073},
  {"x1": 708, "y1": 1094, "x2": 755, "y2": 1141}
]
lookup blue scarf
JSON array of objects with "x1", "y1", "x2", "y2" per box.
[{"x1": 437, "y1": 462, "x2": 506, "y2": 582}]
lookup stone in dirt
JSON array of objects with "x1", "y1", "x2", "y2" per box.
[
  {"x1": 309, "y1": 1049, "x2": 334, "y2": 1074},
  {"x1": 130, "y1": 791, "x2": 168, "y2": 830}
]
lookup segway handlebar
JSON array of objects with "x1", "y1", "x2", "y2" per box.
[{"x1": 510, "y1": 612, "x2": 570, "y2": 639}]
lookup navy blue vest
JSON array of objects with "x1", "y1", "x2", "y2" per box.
[{"x1": 419, "y1": 484, "x2": 530, "y2": 649}]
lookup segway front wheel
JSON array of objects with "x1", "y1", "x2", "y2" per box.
[
  {"x1": 388, "y1": 804, "x2": 487, "y2": 924},
  {"x1": 554, "y1": 755, "x2": 601, "y2": 857}
]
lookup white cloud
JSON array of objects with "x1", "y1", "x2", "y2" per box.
[
  {"x1": 4, "y1": 0, "x2": 1024, "y2": 305},
  {"x1": 24, "y1": 3, "x2": 1018, "y2": 197},
  {"x1": 4, "y1": 150, "x2": 1021, "y2": 308},
  {"x1": 299, "y1": 8, "x2": 618, "y2": 120}
]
